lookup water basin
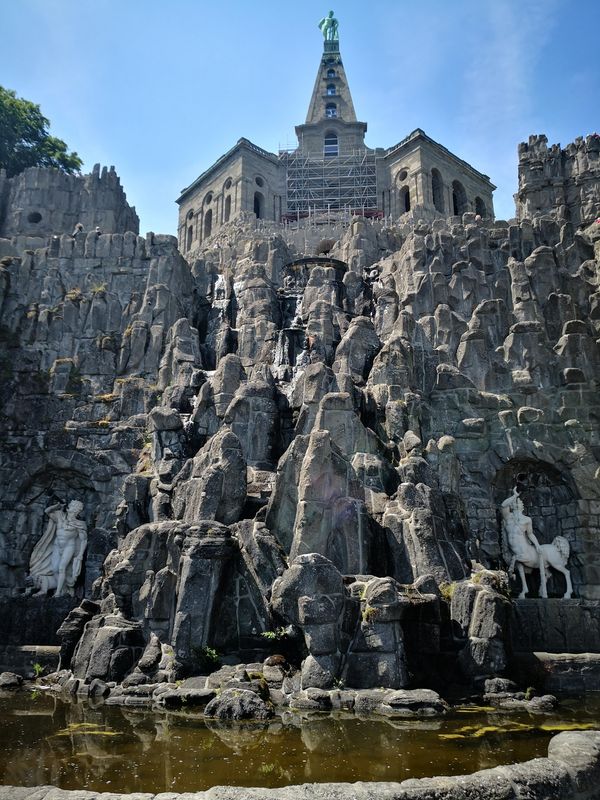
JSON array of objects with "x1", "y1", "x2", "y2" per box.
[{"x1": 0, "y1": 692, "x2": 599, "y2": 793}]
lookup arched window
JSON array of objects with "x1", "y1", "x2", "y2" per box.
[
  {"x1": 326, "y1": 84, "x2": 336, "y2": 95},
  {"x1": 186, "y1": 225, "x2": 193, "y2": 251},
  {"x1": 254, "y1": 191, "x2": 265, "y2": 219},
  {"x1": 431, "y1": 168, "x2": 445, "y2": 213},
  {"x1": 326, "y1": 68, "x2": 336, "y2": 78},
  {"x1": 452, "y1": 180, "x2": 468, "y2": 216},
  {"x1": 204, "y1": 209, "x2": 212, "y2": 239},
  {"x1": 400, "y1": 186, "x2": 411, "y2": 214},
  {"x1": 324, "y1": 131, "x2": 338, "y2": 157},
  {"x1": 224, "y1": 195, "x2": 231, "y2": 222},
  {"x1": 325, "y1": 102, "x2": 337, "y2": 118},
  {"x1": 475, "y1": 196, "x2": 487, "y2": 217}
]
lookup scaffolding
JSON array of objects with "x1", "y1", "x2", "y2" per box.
[{"x1": 280, "y1": 148, "x2": 379, "y2": 218}]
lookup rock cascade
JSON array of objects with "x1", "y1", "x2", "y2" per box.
[{"x1": 1, "y1": 140, "x2": 599, "y2": 695}]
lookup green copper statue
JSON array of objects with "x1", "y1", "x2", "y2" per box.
[{"x1": 319, "y1": 10, "x2": 339, "y2": 42}]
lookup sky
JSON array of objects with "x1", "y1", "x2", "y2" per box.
[{"x1": 3, "y1": 0, "x2": 599, "y2": 234}]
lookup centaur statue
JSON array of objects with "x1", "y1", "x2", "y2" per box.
[{"x1": 501, "y1": 487, "x2": 572, "y2": 599}]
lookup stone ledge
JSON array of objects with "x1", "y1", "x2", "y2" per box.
[{"x1": 1, "y1": 730, "x2": 599, "y2": 800}]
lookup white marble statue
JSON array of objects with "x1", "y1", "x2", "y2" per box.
[
  {"x1": 501, "y1": 487, "x2": 572, "y2": 599},
  {"x1": 28, "y1": 500, "x2": 88, "y2": 597}
]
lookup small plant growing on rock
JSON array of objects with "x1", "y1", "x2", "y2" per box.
[
  {"x1": 192, "y1": 645, "x2": 220, "y2": 674},
  {"x1": 362, "y1": 604, "x2": 379, "y2": 623},
  {"x1": 65, "y1": 287, "x2": 83, "y2": 303},
  {"x1": 439, "y1": 582, "x2": 456, "y2": 602},
  {"x1": 32, "y1": 662, "x2": 45, "y2": 679},
  {"x1": 260, "y1": 626, "x2": 288, "y2": 641}
]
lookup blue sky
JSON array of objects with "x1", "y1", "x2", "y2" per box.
[{"x1": 3, "y1": 0, "x2": 598, "y2": 233}]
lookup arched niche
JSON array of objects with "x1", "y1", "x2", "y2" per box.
[
  {"x1": 493, "y1": 459, "x2": 579, "y2": 597},
  {"x1": 8, "y1": 467, "x2": 100, "y2": 596}
]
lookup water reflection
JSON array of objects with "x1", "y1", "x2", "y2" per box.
[{"x1": 0, "y1": 691, "x2": 599, "y2": 793}]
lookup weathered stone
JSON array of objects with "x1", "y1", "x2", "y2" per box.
[{"x1": 203, "y1": 687, "x2": 274, "y2": 720}]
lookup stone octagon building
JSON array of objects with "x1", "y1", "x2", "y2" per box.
[{"x1": 176, "y1": 20, "x2": 495, "y2": 254}]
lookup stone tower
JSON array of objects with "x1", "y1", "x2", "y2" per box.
[
  {"x1": 516, "y1": 133, "x2": 600, "y2": 227},
  {"x1": 296, "y1": 26, "x2": 367, "y2": 155}
]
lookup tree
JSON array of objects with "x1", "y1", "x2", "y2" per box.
[{"x1": 0, "y1": 86, "x2": 82, "y2": 178}]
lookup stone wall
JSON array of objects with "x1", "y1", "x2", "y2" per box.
[
  {"x1": 516, "y1": 134, "x2": 600, "y2": 227},
  {"x1": 0, "y1": 230, "x2": 193, "y2": 595},
  {"x1": 0, "y1": 164, "x2": 139, "y2": 240}
]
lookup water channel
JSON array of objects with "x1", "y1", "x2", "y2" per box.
[{"x1": 0, "y1": 692, "x2": 599, "y2": 793}]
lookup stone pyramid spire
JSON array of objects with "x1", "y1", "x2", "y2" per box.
[{"x1": 305, "y1": 12, "x2": 358, "y2": 124}]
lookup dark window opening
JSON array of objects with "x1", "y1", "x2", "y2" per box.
[
  {"x1": 326, "y1": 68, "x2": 336, "y2": 78},
  {"x1": 400, "y1": 186, "x2": 411, "y2": 213},
  {"x1": 27, "y1": 211, "x2": 42, "y2": 224},
  {"x1": 324, "y1": 131, "x2": 339, "y2": 157},
  {"x1": 325, "y1": 102, "x2": 337, "y2": 118},
  {"x1": 224, "y1": 195, "x2": 231, "y2": 222},
  {"x1": 186, "y1": 225, "x2": 193, "y2": 250},
  {"x1": 254, "y1": 191, "x2": 265, "y2": 219},
  {"x1": 431, "y1": 168, "x2": 444, "y2": 213},
  {"x1": 326, "y1": 84, "x2": 336, "y2": 95},
  {"x1": 204, "y1": 209, "x2": 213, "y2": 239},
  {"x1": 475, "y1": 196, "x2": 487, "y2": 217},
  {"x1": 452, "y1": 180, "x2": 468, "y2": 216}
]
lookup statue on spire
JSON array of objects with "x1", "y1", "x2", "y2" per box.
[{"x1": 319, "y1": 10, "x2": 339, "y2": 42}]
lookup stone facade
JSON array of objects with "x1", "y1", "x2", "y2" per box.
[
  {"x1": 176, "y1": 30, "x2": 495, "y2": 256},
  {"x1": 516, "y1": 134, "x2": 600, "y2": 227},
  {"x1": 176, "y1": 139, "x2": 285, "y2": 253}
]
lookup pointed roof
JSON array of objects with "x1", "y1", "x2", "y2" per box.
[{"x1": 305, "y1": 35, "x2": 358, "y2": 124}]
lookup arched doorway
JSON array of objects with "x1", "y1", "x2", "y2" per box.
[
  {"x1": 399, "y1": 186, "x2": 410, "y2": 213},
  {"x1": 475, "y1": 196, "x2": 487, "y2": 217},
  {"x1": 254, "y1": 191, "x2": 265, "y2": 219}
]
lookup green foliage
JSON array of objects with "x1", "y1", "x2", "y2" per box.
[
  {"x1": 32, "y1": 662, "x2": 45, "y2": 679},
  {"x1": 260, "y1": 626, "x2": 288, "y2": 641},
  {"x1": 192, "y1": 645, "x2": 220, "y2": 673},
  {"x1": 0, "y1": 86, "x2": 82, "y2": 177},
  {"x1": 439, "y1": 582, "x2": 456, "y2": 602}
]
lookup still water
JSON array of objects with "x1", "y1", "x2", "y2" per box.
[{"x1": 0, "y1": 692, "x2": 598, "y2": 793}]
